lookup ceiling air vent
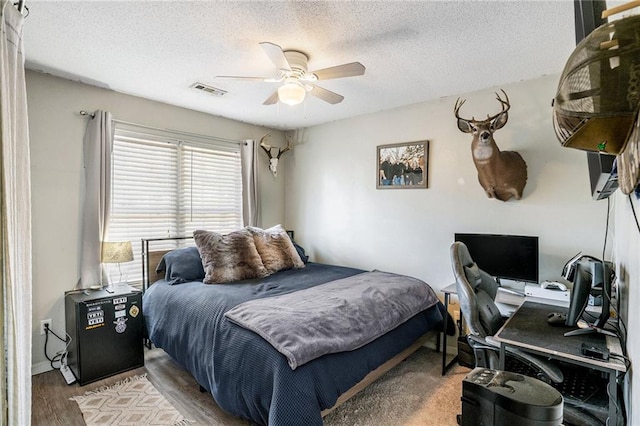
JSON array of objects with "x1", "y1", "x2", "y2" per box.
[{"x1": 190, "y1": 82, "x2": 227, "y2": 97}]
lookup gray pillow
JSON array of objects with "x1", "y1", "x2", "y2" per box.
[
  {"x1": 247, "y1": 225, "x2": 305, "y2": 274},
  {"x1": 194, "y1": 229, "x2": 268, "y2": 284},
  {"x1": 156, "y1": 246, "x2": 205, "y2": 285}
]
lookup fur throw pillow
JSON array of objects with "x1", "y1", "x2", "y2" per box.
[
  {"x1": 194, "y1": 229, "x2": 268, "y2": 284},
  {"x1": 247, "y1": 225, "x2": 305, "y2": 274}
]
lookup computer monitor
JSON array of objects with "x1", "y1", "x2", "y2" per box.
[
  {"x1": 454, "y1": 233, "x2": 539, "y2": 283},
  {"x1": 564, "y1": 259, "x2": 614, "y2": 336}
]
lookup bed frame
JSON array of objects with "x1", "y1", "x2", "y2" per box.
[
  {"x1": 141, "y1": 236, "x2": 193, "y2": 291},
  {"x1": 141, "y1": 237, "x2": 440, "y2": 417}
]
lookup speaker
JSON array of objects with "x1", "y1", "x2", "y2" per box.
[{"x1": 587, "y1": 152, "x2": 618, "y2": 200}]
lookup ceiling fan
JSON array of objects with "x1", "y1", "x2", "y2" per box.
[{"x1": 216, "y1": 42, "x2": 366, "y2": 106}]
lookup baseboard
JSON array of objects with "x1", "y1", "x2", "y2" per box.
[
  {"x1": 421, "y1": 330, "x2": 458, "y2": 354},
  {"x1": 32, "y1": 360, "x2": 54, "y2": 376}
]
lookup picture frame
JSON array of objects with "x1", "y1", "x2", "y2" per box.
[{"x1": 376, "y1": 140, "x2": 429, "y2": 189}]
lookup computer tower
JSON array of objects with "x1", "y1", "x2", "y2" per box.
[{"x1": 65, "y1": 286, "x2": 144, "y2": 385}]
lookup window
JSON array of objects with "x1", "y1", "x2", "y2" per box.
[{"x1": 106, "y1": 123, "x2": 243, "y2": 286}]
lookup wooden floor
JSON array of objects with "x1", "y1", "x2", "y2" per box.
[{"x1": 31, "y1": 347, "x2": 250, "y2": 426}]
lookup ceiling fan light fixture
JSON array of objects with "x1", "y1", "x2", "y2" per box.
[{"x1": 278, "y1": 79, "x2": 306, "y2": 106}]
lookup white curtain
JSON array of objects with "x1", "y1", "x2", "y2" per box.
[
  {"x1": 241, "y1": 139, "x2": 260, "y2": 227},
  {"x1": 0, "y1": 1, "x2": 31, "y2": 424},
  {"x1": 78, "y1": 111, "x2": 113, "y2": 287}
]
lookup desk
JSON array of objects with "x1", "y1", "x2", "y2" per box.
[
  {"x1": 494, "y1": 301, "x2": 627, "y2": 426},
  {"x1": 440, "y1": 283, "x2": 459, "y2": 375}
]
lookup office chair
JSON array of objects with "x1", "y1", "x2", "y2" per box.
[{"x1": 450, "y1": 241, "x2": 564, "y2": 384}]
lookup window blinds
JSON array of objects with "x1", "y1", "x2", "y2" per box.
[{"x1": 107, "y1": 124, "x2": 243, "y2": 286}]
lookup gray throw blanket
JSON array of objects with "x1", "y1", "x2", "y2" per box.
[{"x1": 224, "y1": 270, "x2": 439, "y2": 369}]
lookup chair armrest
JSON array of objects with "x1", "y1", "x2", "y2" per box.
[
  {"x1": 467, "y1": 334, "x2": 492, "y2": 349},
  {"x1": 484, "y1": 335, "x2": 500, "y2": 348}
]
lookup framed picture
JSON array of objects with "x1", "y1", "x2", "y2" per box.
[{"x1": 377, "y1": 140, "x2": 429, "y2": 189}]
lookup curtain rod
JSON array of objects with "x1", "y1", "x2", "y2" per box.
[{"x1": 79, "y1": 110, "x2": 245, "y2": 145}]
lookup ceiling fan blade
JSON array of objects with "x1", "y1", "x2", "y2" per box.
[
  {"x1": 215, "y1": 75, "x2": 268, "y2": 81},
  {"x1": 259, "y1": 42, "x2": 291, "y2": 72},
  {"x1": 308, "y1": 83, "x2": 344, "y2": 104},
  {"x1": 310, "y1": 62, "x2": 365, "y2": 80},
  {"x1": 263, "y1": 91, "x2": 279, "y2": 105}
]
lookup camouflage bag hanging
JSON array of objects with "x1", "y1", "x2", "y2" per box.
[
  {"x1": 617, "y1": 109, "x2": 640, "y2": 194},
  {"x1": 553, "y1": 14, "x2": 640, "y2": 155}
]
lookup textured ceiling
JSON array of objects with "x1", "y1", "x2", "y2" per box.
[{"x1": 24, "y1": 1, "x2": 578, "y2": 130}]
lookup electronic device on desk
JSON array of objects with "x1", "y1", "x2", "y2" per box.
[
  {"x1": 541, "y1": 281, "x2": 567, "y2": 291},
  {"x1": 546, "y1": 254, "x2": 616, "y2": 337},
  {"x1": 454, "y1": 233, "x2": 538, "y2": 284},
  {"x1": 525, "y1": 282, "x2": 570, "y2": 307}
]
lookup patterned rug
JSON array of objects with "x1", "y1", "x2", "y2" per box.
[{"x1": 70, "y1": 374, "x2": 191, "y2": 425}]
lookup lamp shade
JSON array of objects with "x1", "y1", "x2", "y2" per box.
[
  {"x1": 101, "y1": 241, "x2": 134, "y2": 263},
  {"x1": 278, "y1": 80, "x2": 306, "y2": 106}
]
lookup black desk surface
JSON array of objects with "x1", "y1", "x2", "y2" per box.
[{"x1": 495, "y1": 301, "x2": 625, "y2": 372}]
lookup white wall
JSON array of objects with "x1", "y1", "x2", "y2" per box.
[
  {"x1": 285, "y1": 74, "x2": 607, "y2": 288},
  {"x1": 613, "y1": 191, "x2": 639, "y2": 424},
  {"x1": 27, "y1": 71, "x2": 287, "y2": 373}
]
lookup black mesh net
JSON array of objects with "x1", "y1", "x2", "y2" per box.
[{"x1": 553, "y1": 14, "x2": 640, "y2": 154}]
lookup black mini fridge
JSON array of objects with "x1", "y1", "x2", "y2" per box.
[{"x1": 65, "y1": 286, "x2": 144, "y2": 385}]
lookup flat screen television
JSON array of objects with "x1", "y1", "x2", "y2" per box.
[{"x1": 454, "y1": 233, "x2": 539, "y2": 283}]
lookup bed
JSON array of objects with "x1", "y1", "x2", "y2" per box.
[{"x1": 142, "y1": 228, "x2": 452, "y2": 425}]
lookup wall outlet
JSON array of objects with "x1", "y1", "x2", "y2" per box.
[{"x1": 40, "y1": 319, "x2": 51, "y2": 335}]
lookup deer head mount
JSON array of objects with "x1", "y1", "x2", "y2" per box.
[
  {"x1": 454, "y1": 89, "x2": 527, "y2": 201},
  {"x1": 260, "y1": 133, "x2": 292, "y2": 178}
]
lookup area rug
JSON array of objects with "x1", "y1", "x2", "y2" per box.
[
  {"x1": 70, "y1": 374, "x2": 191, "y2": 425},
  {"x1": 324, "y1": 347, "x2": 469, "y2": 426}
]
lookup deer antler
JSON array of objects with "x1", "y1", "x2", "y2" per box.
[
  {"x1": 453, "y1": 98, "x2": 468, "y2": 121},
  {"x1": 277, "y1": 134, "x2": 293, "y2": 159},
  {"x1": 486, "y1": 89, "x2": 510, "y2": 121},
  {"x1": 259, "y1": 133, "x2": 293, "y2": 159},
  {"x1": 259, "y1": 133, "x2": 272, "y2": 156},
  {"x1": 454, "y1": 97, "x2": 478, "y2": 123}
]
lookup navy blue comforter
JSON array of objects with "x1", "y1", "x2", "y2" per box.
[{"x1": 143, "y1": 263, "x2": 446, "y2": 425}]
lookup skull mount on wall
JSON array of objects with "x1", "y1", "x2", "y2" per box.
[{"x1": 260, "y1": 133, "x2": 292, "y2": 178}]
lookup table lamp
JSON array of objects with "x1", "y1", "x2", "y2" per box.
[{"x1": 101, "y1": 241, "x2": 134, "y2": 286}]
